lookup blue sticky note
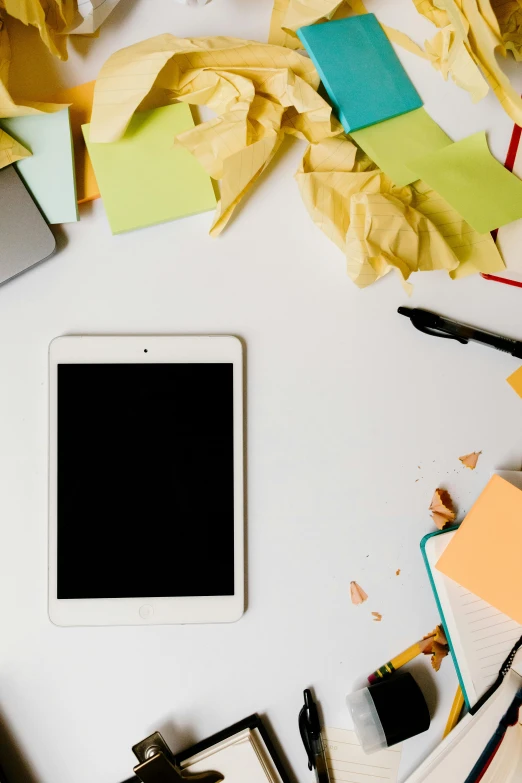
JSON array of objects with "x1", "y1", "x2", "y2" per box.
[
  {"x1": 297, "y1": 14, "x2": 422, "y2": 133},
  {"x1": 0, "y1": 109, "x2": 78, "y2": 224}
]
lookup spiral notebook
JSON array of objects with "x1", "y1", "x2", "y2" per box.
[{"x1": 404, "y1": 653, "x2": 522, "y2": 783}]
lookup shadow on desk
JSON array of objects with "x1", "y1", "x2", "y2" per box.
[{"x1": 0, "y1": 708, "x2": 39, "y2": 783}]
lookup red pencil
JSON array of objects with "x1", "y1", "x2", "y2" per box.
[
  {"x1": 481, "y1": 273, "x2": 522, "y2": 289},
  {"x1": 484, "y1": 120, "x2": 522, "y2": 291}
]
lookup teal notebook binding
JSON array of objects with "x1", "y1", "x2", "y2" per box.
[
  {"x1": 420, "y1": 526, "x2": 471, "y2": 708},
  {"x1": 422, "y1": 524, "x2": 522, "y2": 712},
  {"x1": 297, "y1": 14, "x2": 423, "y2": 133}
]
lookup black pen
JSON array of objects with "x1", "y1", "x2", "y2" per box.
[
  {"x1": 398, "y1": 307, "x2": 522, "y2": 359},
  {"x1": 299, "y1": 689, "x2": 331, "y2": 783}
]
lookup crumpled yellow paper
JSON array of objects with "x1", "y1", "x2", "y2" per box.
[
  {"x1": 413, "y1": 0, "x2": 522, "y2": 124},
  {"x1": 0, "y1": 12, "x2": 29, "y2": 168},
  {"x1": 0, "y1": 125, "x2": 30, "y2": 168},
  {"x1": 492, "y1": 0, "x2": 522, "y2": 61},
  {"x1": 269, "y1": 0, "x2": 370, "y2": 47},
  {"x1": 295, "y1": 136, "x2": 504, "y2": 288},
  {"x1": 422, "y1": 25, "x2": 489, "y2": 104},
  {"x1": 269, "y1": 0, "x2": 522, "y2": 122},
  {"x1": 269, "y1": 0, "x2": 303, "y2": 49},
  {"x1": 0, "y1": 0, "x2": 77, "y2": 60},
  {"x1": 89, "y1": 34, "x2": 341, "y2": 235},
  {"x1": 268, "y1": 0, "x2": 450, "y2": 83},
  {"x1": 67, "y1": 0, "x2": 122, "y2": 35},
  {"x1": 0, "y1": 10, "x2": 67, "y2": 167},
  {"x1": 269, "y1": 0, "x2": 428, "y2": 56}
]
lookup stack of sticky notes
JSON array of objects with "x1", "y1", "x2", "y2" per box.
[
  {"x1": 298, "y1": 14, "x2": 423, "y2": 134},
  {"x1": 0, "y1": 89, "x2": 216, "y2": 238},
  {"x1": 298, "y1": 13, "x2": 522, "y2": 235},
  {"x1": 297, "y1": 14, "x2": 452, "y2": 190},
  {"x1": 436, "y1": 475, "x2": 522, "y2": 625},
  {"x1": 83, "y1": 102, "x2": 216, "y2": 234},
  {"x1": 0, "y1": 108, "x2": 79, "y2": 224}
]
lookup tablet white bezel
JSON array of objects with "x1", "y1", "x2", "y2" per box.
[{"x1": 49, "y1": 335, "x2": 244, "y2": 626}]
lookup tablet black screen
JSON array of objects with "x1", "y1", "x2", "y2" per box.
[{"x1": 57, "y1": 363, "x2": 234, "y2": 599}]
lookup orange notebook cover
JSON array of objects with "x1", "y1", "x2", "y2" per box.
[
  {"x1": 436, "y1": 475, "x2": 522, "y2": 625},
  {"x1": 50, "y1": 81, "x2": 100, "y2": 204}
]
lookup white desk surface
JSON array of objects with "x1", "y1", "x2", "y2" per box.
[{"x1": 2, "y1": 1, "x2": 522, "y2": 782}]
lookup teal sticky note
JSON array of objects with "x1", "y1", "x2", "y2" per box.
[
  {"x1": 0, "y1": 109, "x2": 78, "y2": 224},
  {"x1": 297, "y1": 14, "x2": 422, "y2": 133}
]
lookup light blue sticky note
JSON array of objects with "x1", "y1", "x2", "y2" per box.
[
  {"x1": 0, "y1": 109, "x2": 78, "y2": 224},
  {"x1": 297, "y1": 14, "x2": 422, "y2": 133}
]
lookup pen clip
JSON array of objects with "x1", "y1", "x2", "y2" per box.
[
  {"x1": 410, "y1": 318, "x2": 468, "y2": 345},
  {"x1": 299, "y1": 689, "x2": 318, "y2": 771}
]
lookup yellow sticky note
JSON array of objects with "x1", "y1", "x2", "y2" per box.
[
  {"x1": 351, "y1": 108, "x2": 452, "y2": 187},
  {"x1": 436, "y1": 476, "x2": 522, "y2": 624},
  {"x1": 89, "y1": 35, "x2": 339, "y2": 235},
  {"x1": 50, "y1": 82, "x2": 99, "y2": 204},
  {"x1": 410, "y1": 132, "x2": 522, "y2": 234},
  {"x1": 83, "y1": 104, "x2": 216, "y2": 234},
  {"x1": 507, "y1": 365, "x2": 522, "y2": 398}
]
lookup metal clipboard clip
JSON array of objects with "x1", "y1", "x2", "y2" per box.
[{"x1": 132, "y1": 732, "x2": 224, "y2": 783}]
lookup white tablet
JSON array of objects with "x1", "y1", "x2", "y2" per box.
[{"x1": 48, "y1": 335, "x2": 244, "y2": 626}]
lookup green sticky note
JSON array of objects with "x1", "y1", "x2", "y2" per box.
[
  {"x1": 0, "y1": 109, "x2": 78, "y2": 224},
  {"x1": 83, "y1": 104, "x2": 216, "y2": 234},
  {"x1": 351, "y1": 108, "x2": 452, "y2": 187},
  {"x1": 409, "y1": 131, "x2": 522, "y2": 233}
]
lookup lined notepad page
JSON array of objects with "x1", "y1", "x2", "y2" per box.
[
  {"x1": 426, "y1": 532, "x2": 522, "y2": 706},
  {"x1": 322, "y1": 727, "x2": 401, "y2": 783}
]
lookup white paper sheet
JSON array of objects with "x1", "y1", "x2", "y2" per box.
[
  {"x1": 425, "y1": 532, "x2": 522, "y2": 706},
  {"x1": 322, "y1": 727, "x2": 401, "y2": 783},
  {"x1": 69, "y1": 0, "x2": 123, "y2": 34}
]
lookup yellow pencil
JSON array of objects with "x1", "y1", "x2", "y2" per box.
[
  {"x1": 368, "y1": 635, "x2": 435, "y2": 684},
  {"x1": 443, "y1": 685, "x2": 465, "y2": 738}
]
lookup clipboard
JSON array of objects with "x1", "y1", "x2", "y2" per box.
[{"x1": 123, "y1": 714, "x2": 292, "y2": 783}]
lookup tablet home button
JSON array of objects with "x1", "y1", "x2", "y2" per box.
[{"x1": 139, "y1": 604, "x2": 154, "y2": 620}]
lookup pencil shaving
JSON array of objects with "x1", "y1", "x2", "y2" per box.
[
  {"x1": 459, "y1": 451, "x2": 482, "y2": 470},
  {"x1": 371, "y1": 612, "x2": 382, "y2": 621},
  {"x1": 350, "y1": 581, "x2": 368, "y2": 605},
  {"x1": 423, "y1": 624, "x2": 449, "y2": 671},
  {"x1": 419, "y1": 635, "x2": 436, "y2": 654},
  {"x1": 430, "y1": 488, "x2": 456, "y2": 529}
]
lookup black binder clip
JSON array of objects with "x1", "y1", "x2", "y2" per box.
[{"x1": 132, "y1": 732, "x2": 224, "y2": 783}]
